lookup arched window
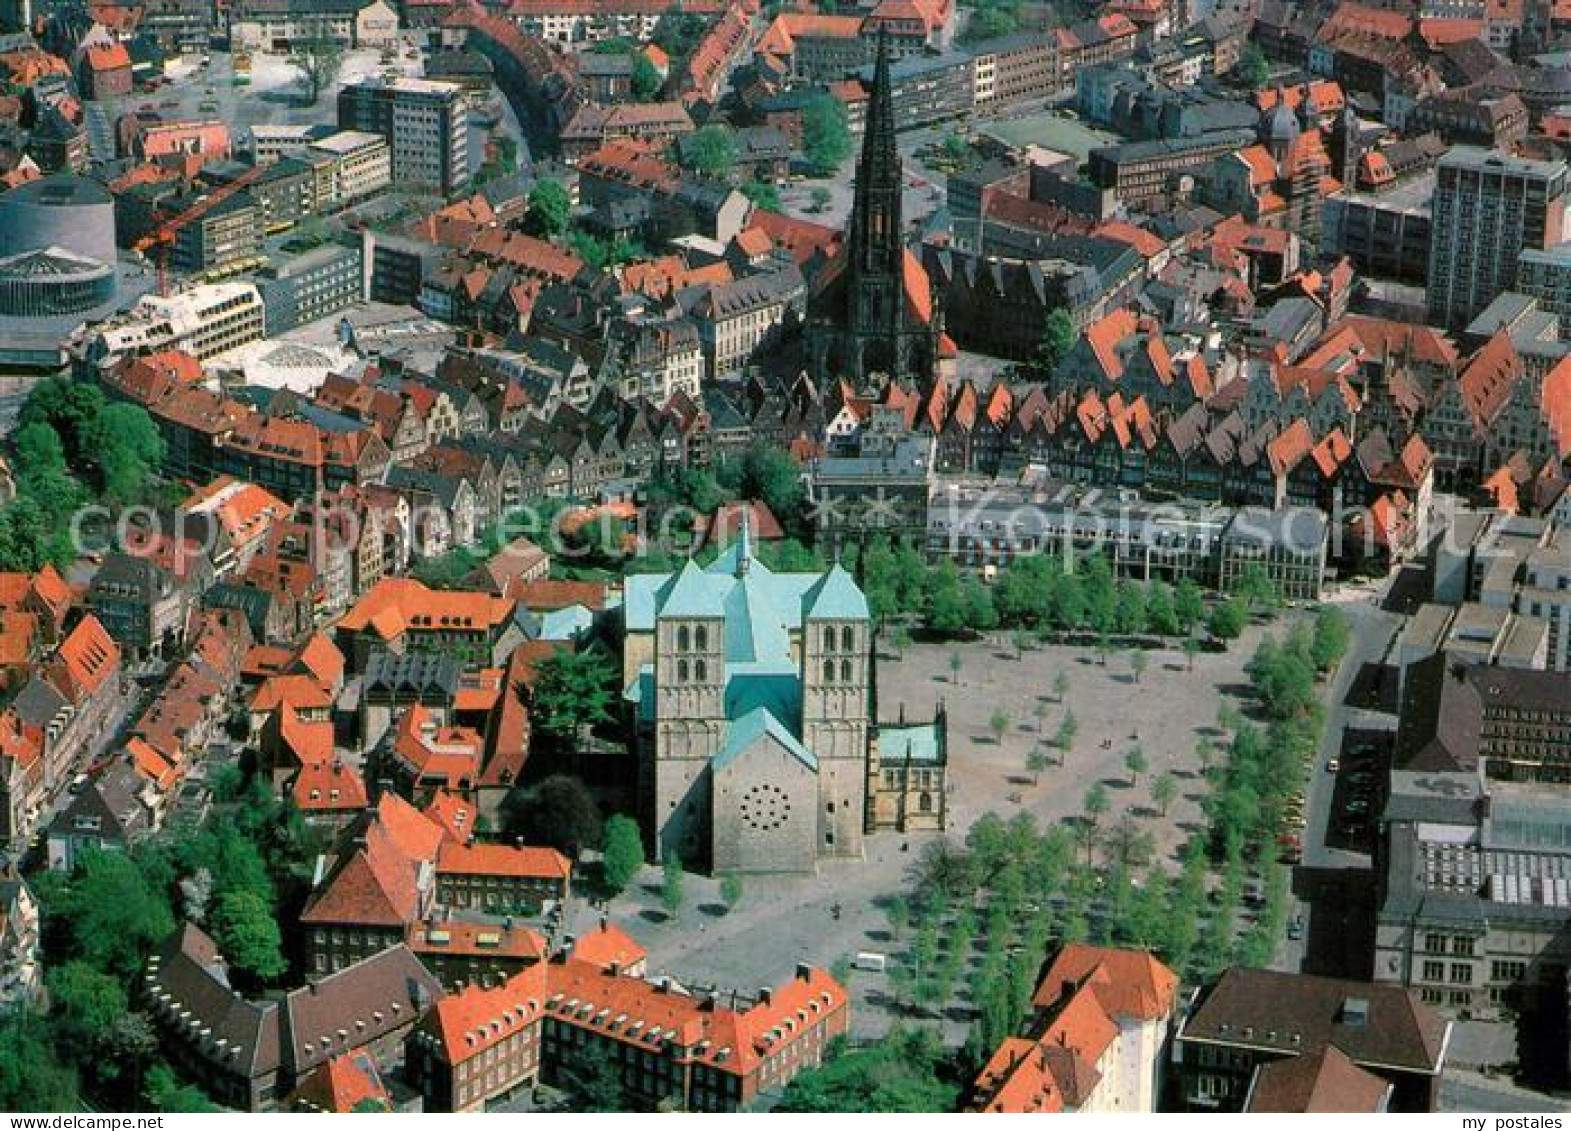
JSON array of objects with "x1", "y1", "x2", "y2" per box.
[
  {"x1": 841, "y1": 625, "x2": 855, "y2": 651},
  {"x1": 919, "y1": 792, "x2": 933, "y2": 813},
  {"x1": 695, "y1": 625, "x2": 708, "y2": 651},
  {"x1": 840, "y1": 658, "x2": 852, "y2": 682},
  {"x1": 695, "y1": 659, "x2": 707, "y2": 681},
  {"x1": 822, "y1": 659, "x2": 835, "y2": 682},
  {"x1": 677, "y1": 625, "x2": 690, "y2": 652},
  {"x1": 822, "y1": 626, "x2": 835, "y2": 652},
  {"x1": 677, "y1": 659, "x2": 689, "y2": 681}
]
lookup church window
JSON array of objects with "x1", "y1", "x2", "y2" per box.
[
  {"x1": 695, "y1": 625, "x2": 708, "y2": 650},
  {"x1": 841, "y1": 626, "x2": 854, "y2": 651},
  {"x1": 919, "y1": 792, "x2": 933, "y2": 813},
  {"x1": 738, "y1": 784, "x2": 791, "y2": 831},
  {"x1": 678, "y1": 625, "x2": 690, "y2": 652},
  {"x1": 822, "y1": 627, "x2": 835, "y2": 652},
  {"x1": 840, "y1": 659, "x2": 852, "y2": 682},
  {"x1": 677, "y1": 659, "x2": 689, "y2": 681},
  {"x1": 822, "y1": 659, "x2": 835, "y2": 682},
  {"x1": 695, "y1": 659, "x2": 707, "y2": 681}
]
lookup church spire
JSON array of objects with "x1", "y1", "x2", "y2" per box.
[{"x1": 850, "y1": 28, "x2": 901, "y2": 276}]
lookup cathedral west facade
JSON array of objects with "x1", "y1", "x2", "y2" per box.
[{"x1": 622, "y1": 527, "x2": 873, "y2": 874}]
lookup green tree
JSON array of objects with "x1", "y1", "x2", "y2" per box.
[
  {"x1": 1152, "y1": 771, "x2": 1177, "y2": 816},
  {"x1": 49, "y1": 849, "x2": 174, "y2": 980},
  {"x1": 1125, "y1": 744, "x2": 1148, "y2": 786},
  {"x1": 962, "y1": 578, "x2": 998, "y2": 632},
  {"x1": 1208, "y1": 596, "x2": 1248, "y2": 642},
  {"x1": 809, "y1": 185, "x2": 832, "y2": 212},
  {"x1": 1026, "y1": 745, "x2": 1049, "y2": 785},
  {"x1": 1311, "y1": 606, "x2": 1351, "y2": 673},
  {"x1": 532, "y1": 646, "x2": 617, "y2": 739},
  {"x1": 1174, "y1": 577, "x2": 1205, "y2": 631},
  {"x1": 684, "y1": 124, "x2": 737, "y2": 178},
  {"x1": 1182, "y1": 635, "x2": 1201, "y2": 672},
  {"x1": 557, "y1": 1045, "x2": 625, "y2": 1112},
  {"x1": 778, "y1": 1030, "x2": 959, "y2": 1112},
  {"x1": 145, "y1": 1063, "x2": 220, "y2": 1112},
  {"x1": 1129, "y1": 650, "x2": 1148, "y2": 684},
  {"x1": 947, "y1": 649, "x2": 963, "y2": 683},
  {"x1": 719, "y1": 872, "x2": 743, "y2": 909},
  {"x1": 288, "y1": 17, "x2": 344, "y2": 103},
  {"x1": 524, "y1": 179, "x2": 572, "y2": 239},
  {"x1": 1114, "y1": 581, "x2": 1147, "y2": 636},
  {"x1": 1083, "y1": 783, "x2": 1109, "y2": 826},
  {"x1": 1146, "y1": 581, "x2": 1178, "y2": 636},
  {"x1": 887, "y1": 895, "x2": 909, "y2": 939},
  {"x1": 716, "y1": 443, "x2": 806, "y2": 532},
  {"x1": 988, "y1": 708, "x2": 1010, "y2": 745},
  {"x1": 47, "y1": 961, "x2": 127, "y2": 1048},
  {"x1": 1054, "y1": 709, "x2": 1079, "y2": 759},
  {"x1": 963, "y1": 3, "x2": 1019, "y2": 41},
  {"x1": 210, "y1": 890, "x2": 286, "y2": 983},
  {"x1": 632, "y1": 52, "x2": 662, "y2": 100},
  {"x1": 1053, "y1": 670, "x2": 1070, "y2": 702},
  {"x1": 929, "y1": 564, "x2": 967, "y2": 635},
  {"x1": 601, "y1": 814, "x2": 645, "y2": 894},
  {"x1": 0, "y1": 1014, "x2": 77, "y2": 1111},
  {"x1": 741, "y1": 179, "x2": 782, "y2": 211},
  {"x1": 1238, "y1": 42, "x2": 1270, "y2": 89},
  {"x1": 802, "y1": 93, "x2": 852, "y2": 176},
  {"x1": 19, "y1": 376, "x2": 104, "y2": 469},
  {"x1": 1035, "y1": 308, "x2": 1076, "y2": 376},
  {"x1": 505, "y1": 774, "x2": 602, "y2": 856},
  {"x1": 661, "y1": 853, "x2": 685, "y2": 919}
]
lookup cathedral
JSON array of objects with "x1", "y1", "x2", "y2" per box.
[
  {"x1": 805, "y1": 31, "x2": 940, "y2": 393},
  {"x1": 622, "y1": 521, "x2": 874, "y2": 874}
]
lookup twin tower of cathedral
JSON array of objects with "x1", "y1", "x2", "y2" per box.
[{"x1": 805, "y1": 32, "x2": 940, "y2": 392}]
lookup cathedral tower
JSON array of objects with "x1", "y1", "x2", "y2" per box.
[{"x1": 806, "y1": 30, "x2": 935, "y2": 392}]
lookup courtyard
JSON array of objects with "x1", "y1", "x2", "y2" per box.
[{"x1": 565, "y1": 616, "x2": 1293, "y2": 1041}]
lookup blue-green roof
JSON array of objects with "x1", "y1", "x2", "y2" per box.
[
  {"x1": 724, "y1": 670, "x2": 800, "y2": 728},
  {"x1": 657, "y1": 559, "x2": 721, "y2": 618},
  {"x1": 723, "y1": 572, "x2": 792, "y2": 664},
  {"x1": 801, "y1": 563, "x2": 870, "y2": 621},
  {"x1": 879, "y1": 724, "x2": 944, "y2": 765},
  {"x1": 712, "y1": 705, "x2": 817, "y2": 772}
]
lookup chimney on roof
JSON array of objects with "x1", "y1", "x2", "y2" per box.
[{"x1": 1340, "y1": 997, "x2": 1369, "y2": 1028}]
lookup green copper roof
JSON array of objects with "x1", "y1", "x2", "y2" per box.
[
  {"x1": 657, "y1": 559, "x2": 722, "y2": 618},
  {"x1": 801, "y1": 563, "x2": 870, "y2": 621},
  {"x1": 712, "y1": 705, "x2": 817, "y2": 772},
  {"x1": 723, "y1": 572, "x2": 792, "y2": 664},
  {"x1": 879, "y1": 724, "x2": 943, "y2": 765}
]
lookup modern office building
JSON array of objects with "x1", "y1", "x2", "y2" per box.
[
  {"x1": 256, "y1": 241, "x2": 365, "y2": 336},
  {"x1": 1425, "y1": 147, "x2": 1570, "y2": 330},
  {"x1": 337, "y1": 77, "x2": 469, "y2": 197},
  {"x1": 1515, "y1": 244, "x2": 1571, "y2": 336}
]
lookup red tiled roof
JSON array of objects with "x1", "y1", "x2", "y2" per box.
[
  {"x1": 436, "y1": 840, "x2": 571, "y2": 881},
  {"x1": 292, "y1": 759, "x2": 368, "y2": 812},
  {"x1": 49, "y1": 614, "x2": 119, "y2": 703},
  {"x1": 571, "y1": 920, "x2": 647, "y2": 972}
]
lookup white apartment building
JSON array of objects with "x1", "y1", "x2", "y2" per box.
[{"x1": 88, "y1": 283, "x2": 265, "y2": 363}]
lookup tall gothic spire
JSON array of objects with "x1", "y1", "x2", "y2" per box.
[{"x1": 849, "y1": 27, "x2": 902, "y2": 278}]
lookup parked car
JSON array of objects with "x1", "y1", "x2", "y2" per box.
[{"x1": 1287, "y1": 914, "x2": 1305, "y2": 940}]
